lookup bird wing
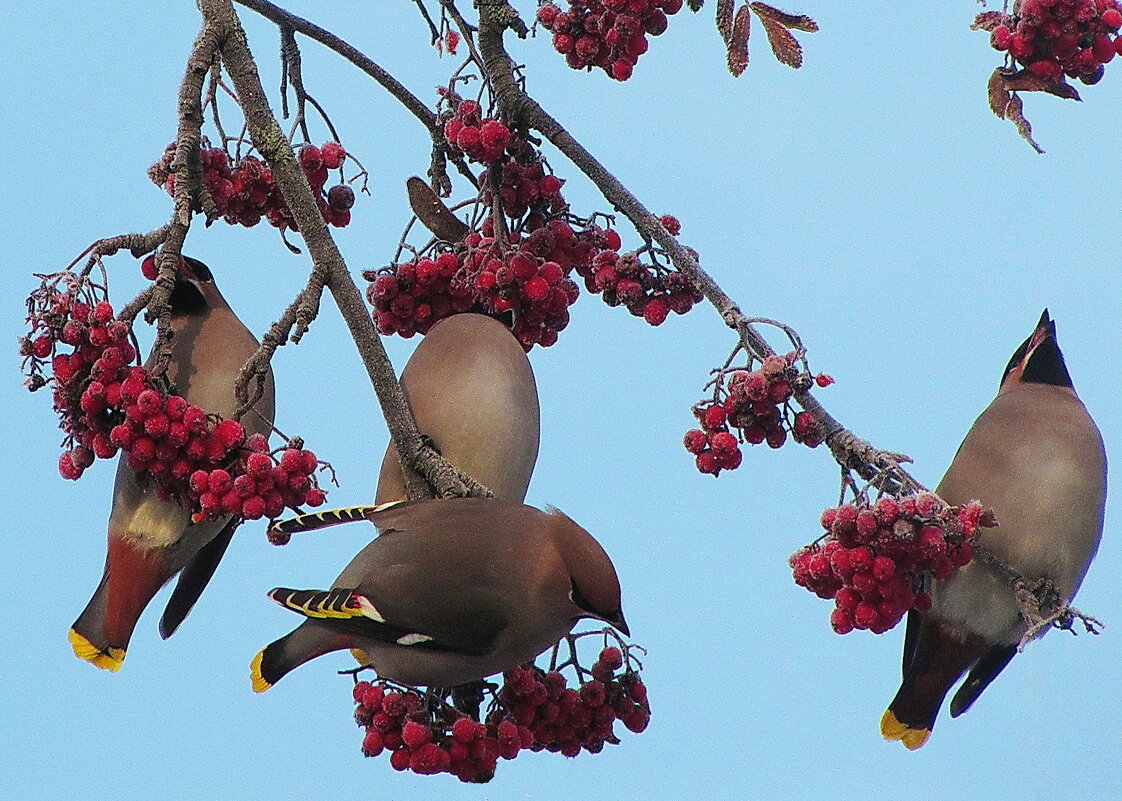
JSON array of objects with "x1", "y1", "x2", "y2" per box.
[
  {"x1": 267, "y1": 585, "x2": 506, "y2": 657},
  {"x1": 159, "y1": 516, "x2": 240, "y2": 639},
  {"x1": 948, "y1": 643, "x2": 1017, "y2": 718}
]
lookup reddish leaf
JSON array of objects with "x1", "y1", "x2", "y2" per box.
[
  {"x1": 727, "y1": 5, "x2": 751, "y2": 76},
  {"x1": 749, "y1": 2, "x2": 818, "y2": 32},
  {"x1": 1001, "y1": 69, "x2": 1082, "y2": 101},
  {"x1": 717, "y1": 0, "x2": 735, "y2": 45},
  {"x1": 987, "y1": 69, "x2": 1045, "y2": 154},
  {"x1": 755, "y1": 12, "x2": 803, "y2": 68},
  {"x1": 971, "y1": 12, "x2": 1011, "y2": 32}
]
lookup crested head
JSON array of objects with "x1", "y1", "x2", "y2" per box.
[
  {"x1": 1000, "y1": 309, "x2": 1073, "y2": 391},
  {"x1": 168, "y1": 257, "x2": 220, "y2": 317},
  {"x1": 546, "y1": 508, "x2": 628, "y2": 636}
]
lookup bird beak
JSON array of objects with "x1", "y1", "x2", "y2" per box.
[{"x1": 604, "y1": 609, "x2": 630, "y2": 637}]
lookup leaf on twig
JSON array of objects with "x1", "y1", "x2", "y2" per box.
[
  {"x1": 727, "y1": 6, "x2": 751, "y2": 76},
  {"x1": 987, "y1": 69, "x2": 1045, "y2": 154},
  {"x1": 407, "y1": 176, "x2": 470, "y2": 241},
  {"x1": 986, "y1": 68, "x2": 1083, "y2": 154},
  {"x1": 749, "y1": 2, "x2": 818, "y2": 32},
  {"x1": 971, "y1": 11, "x2": 1011, "y2": 32},
  {"x1": 717, "y1": 0, "x2": 735, "y2": 45},
  {"x1": 753, "y1": 10, "x2": 803, "y2": 68},
  {"x1": 1000, "y1": 69, "x2": 1082, "y2": 101}
]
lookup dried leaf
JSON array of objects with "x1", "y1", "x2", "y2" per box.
[
  {"x1": 749, "y1": 2, "x2": 818, "y2": 32},
  {"x1": 717, "y1": 0, "x2": 735, "y2": 45},
  {"x1": 987, "y1": 68, "x2": 1013, "y2": 118},
  {"x1": 1001, "y1": 69, "x2": 1082, "y2": 101},
  {"x1": 971, "y1": 12, "x2": 1011, "y2": 32},
  {"x1": 688, "y1": 0, "x2": 705, "y2": 11},
  {"x1": 406, "y1": 176, "x2": 470, "y2": 241},
  {"x1": 986, "y1": 69, "x2": 1045, "y2": 154},
  {"x1": 755, "y1": 12, "x2": 803, "y2": 68},
  {"x1": 727, "y1": 5, "x2": 751, "y2": 77}
]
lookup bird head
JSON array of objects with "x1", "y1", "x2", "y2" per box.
[
  {"x1": 548, "y1": 508, "x2": 629, "y2": 636},
  {"x1": 999, "y1": 309, "x2": 1074, "y2": 393},
  {"x1": 168, "y1": 257, "x2": 222, "y2": 316}
]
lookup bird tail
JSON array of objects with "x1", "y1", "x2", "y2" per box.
[
  {"x1": 70, "y1": 538, "x2": 173, "y2": 671},
  {"x1": 251, "y1": 621, "x2": 353, "y2": 692}
]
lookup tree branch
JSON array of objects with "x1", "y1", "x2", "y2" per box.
[
  {"x1": 197, "y1": 0, "x2": 491, "y2": 500},
  {"x1": 474, "y1": 4, "x2": 913, "y2": 487},
  {"x1": 232, "y1": 0, "x2": 476, "y2": 187}
]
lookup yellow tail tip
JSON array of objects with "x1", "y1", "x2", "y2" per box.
[
  {"x1": 350, "y1": 648, "x2": 372, "y2": 666},
  {"x1": 68, "y1": 629, "x2": 125, "y2": 672},
  {"x1": 250, "y1": 649, "x2": 272, "y2": 693},
  {"x1": 880, "y1": 708, "x2": 931, "y2": 750}
]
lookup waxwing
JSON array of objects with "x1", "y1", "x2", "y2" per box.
[
  {"x1": 250, "y1": 497, "x2": 628, "y2": 690},
  {"x1": 69, "y1": 258, "x2": 276, "y2": 671},
  {"x1": 882, "y1": 310, "x2": 1106, "y2": 749},
  {"x1": 375, "y1": 313, "x2": 540, "y2": 504}
]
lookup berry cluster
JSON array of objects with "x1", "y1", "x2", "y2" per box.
[
  {"x1": 21, "y1": 278, "x2": 137, "y2": 478},
  {"x1": 989, "y1": 0, "x2": 1122, "y2": 84},
  {"x1": 443, "y1": 100, "x2": 512, "y2": 165},
  {"x1": 365, "y1": 253, "x2": 481, "y2": 339},
  {"x1": 353, "y1": 682, "x2": 512, "y2": 782},
  {"x1": 684, "y1": 356, "x2": 833, "y2": 476},
  {"x1": 500, "y1": 647, "x2": 650, "y2": 756},
  {"x1": 350, "y1": 642, "x2": 648, "y2": 782},
  {"x1": 149, "y1": 141, "x2": 353, "y2": 230},
  {"x1": 575, "y1": 228, "x2": 702, "y2": 327},
  {"x1": 536, "y1": 0, "x2": 684, "y2": 81},
  {"x1": 790, "y1": 494, "x2": 995, "y2": 634},
  {"x1": 22, "y1": 273, "x2": 326, "y2": 521}
]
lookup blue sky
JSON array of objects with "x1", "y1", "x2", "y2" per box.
[{"x1": 2, "y1": 2, "x2": 1120, "y2": 799}]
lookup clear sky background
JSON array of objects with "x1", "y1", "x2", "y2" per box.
[{"x1": 2, "y1": 2, "x2": 1120, "y2": 799}]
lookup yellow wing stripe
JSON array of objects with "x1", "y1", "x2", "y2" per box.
[{"x1": 267, "y1": 588, "x2": 365, "y2": 620}]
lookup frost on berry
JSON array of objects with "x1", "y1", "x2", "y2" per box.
[
  {"x1": 148, "y1": 140, "x2": 361, "y2": 233},
  {"x1": 684, "y1": 346, "x2": 830, "y2": 475},
  {"x1": 22, "y1": 270, "x2": 329, "y2": 522},
  {"x1": 537, "y1": 0, "x2": 687, "y2": 81},
  {"x1": 974, "y1": 1, "x2": 1121, "y2": 151},
  {"x1": 346, "y1": 629, "x2": 649, "y2": 782},
  {"x1": 790, "y1": 493, "x2": 996, "y2": 635}
]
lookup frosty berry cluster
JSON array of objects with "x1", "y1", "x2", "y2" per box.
[
  {"x1": 443, "y1": 100, "x2": 512, "y2": 165},
  {"x1": 149, "y1": 141, "x2": 353, "y2": 230},
  {"x1": 574, "y1": 217, "x2": 702, "y2": 326},
  {"x1": 350, "y1": 645, "x2": 648, "y2": 783},
  {"x1": 21, "y1": 272, "x2": 326, "y2": 522},
  {"x1": 790, "y1": 494, "x2": 995, "y2": 635},
  {"x1": 537, "y1": 0, "x2": 684, "y2": 81},
  {"x1": 989, "y1": 0, "x2": 1122, "y2": 84},
  {"x1": 684, "y1": 355, "x2": 833, "y2": 476}
]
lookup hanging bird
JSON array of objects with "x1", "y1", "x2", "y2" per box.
[
  {"x1": 375, "y1": 313, "x2": 540, "y2": 504},
  {"x1": 69, "y1": 257, "x2": 276, "y2": 671},
  {"x1": 250, "y1": 497, "x2": 628, "y2": 690},
  {"x1": 882, "y1": 310, "x2": 1106, "y2": 750}
]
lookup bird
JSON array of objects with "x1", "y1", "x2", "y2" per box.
[
  {"x1": 374, "y1": 313, "x2": 539, "y2": 504},
  {"x1": 69, "y1": 257, "x2": 275, "y2": 671},
  {"x1": 250, "y1": 497, "x2": 628, "y2": 690},
  {"x1": 881, "y1": 310, "x2": 1106, "y2": 750}
]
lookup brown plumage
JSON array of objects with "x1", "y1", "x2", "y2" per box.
[
  {"x1": 69, "y1": 258, "x2": 275, "y2": 671},
  {"x1": 882, "y1": 310, "x2": 1106, "y2": 749},
  {"x1": 250, "y1": 498, "x2": 627, "y2": 690},
  {"x1": 375, "y1": 313, "x2": 539, "y2": 504}
]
